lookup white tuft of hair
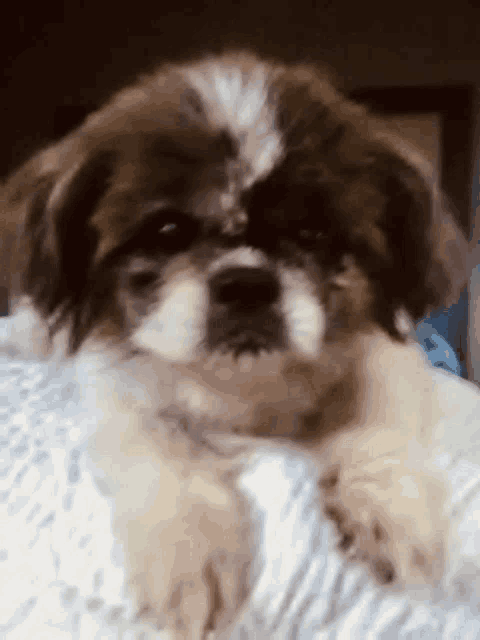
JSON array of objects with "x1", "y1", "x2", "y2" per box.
[{"x1": 182, "y1": 55, "x2": 283, "y2": 188}]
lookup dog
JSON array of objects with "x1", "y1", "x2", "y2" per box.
[{"x1": 0, "y1": 50, "x2": 473, "y2": 637}]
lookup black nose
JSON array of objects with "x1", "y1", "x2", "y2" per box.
[{"x1": 210, "y1": 267, "x2": 280, "y2": 310}]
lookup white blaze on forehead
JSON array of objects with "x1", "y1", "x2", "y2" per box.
[
  {"x1": 183, "y1": 58, "x2": 283, "y2": 187},
  {"x1": 132, "y1": 275, "x2": 207, "y2": 362},
  {"x1": 280, "y1": 268, "x2": 326, "y2": 358}
]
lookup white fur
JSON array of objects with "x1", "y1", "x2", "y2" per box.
[
  {"x1": 132, "y1": 253, "x2": 327, "y2": 367},
  {"x1": 183, "y1": 59, "x2": 283, "y2": 188},
  {"x1": 132, "y1": 274, "x2": 208, "y2": 363},
  {"x1": 280, "y1": 268, "x2": 326, "y2": 359}
]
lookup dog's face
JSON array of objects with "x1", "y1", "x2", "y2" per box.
[{"x1": 4, "y1": 52, "x2": 466, "y2": 422}]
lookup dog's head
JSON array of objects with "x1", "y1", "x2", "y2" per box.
[{"x1": 2, "y1": 51, "x2": 466, "y2": 395}]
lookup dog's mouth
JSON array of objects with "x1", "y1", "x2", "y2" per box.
[
  {"x1": 220, "y1": 328, "x2": 273, "y2": 358},
  {"x1": 206, "y1": 311, "x2": 284, "y2": 359}
]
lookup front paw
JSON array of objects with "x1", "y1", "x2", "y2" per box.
[
  {"x1": 323, "y1": 496, "x2": 397, "y2": 584},
  {"x1": 132, "y1": 577, "x2": 211, "y2": 640},
  {"x1": 132, "y1": 553, "x2": 250, "y2": 640},
  {"x1": 321, "y1": 467, "x2": 447, "y2": 587}
]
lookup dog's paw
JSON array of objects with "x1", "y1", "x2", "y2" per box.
[
  {"x1": 320, "y1": 466, "x2": 447, "y2": 587},
  {"x1": 132, "y1": 575, "x2": 212, "y2": 639},
  {"x1": 132, "y1": 552, "x2": 250, "y2": 640},
  {"x1": 323, "y1": 495, "x2": 397, "y2": 585}
]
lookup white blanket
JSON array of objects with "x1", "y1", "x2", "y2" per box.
[{"x1": 1, "y1": 353, "x2": 480, "y2": 639}]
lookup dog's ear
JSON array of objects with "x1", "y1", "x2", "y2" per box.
[
  {"x1": 2, "y1": 143, "x2": 116, "y2": 325},
  {"x1": 424, "y1": 185, "x2": 467, "y2": 311},
  {"x1": 360, "y1": 131, "x2": 468, "y2": 327},
  {"x1": 270, "y1": 67, "x2": 467, "y2": 327}
]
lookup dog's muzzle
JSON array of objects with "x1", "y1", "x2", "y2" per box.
[{"x1": 207, "y1": 267, "x2": 284, "y2": 357}]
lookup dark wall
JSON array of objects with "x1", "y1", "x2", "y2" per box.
[{"x1": 3, "y1": 0, "x2": 480, "y2": 177}]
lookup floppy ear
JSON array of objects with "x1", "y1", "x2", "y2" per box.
[
  {"x1": 2, "y1": 145, "x2": 116, "y2": 325},
  {"x1": 426, "y1": 189, "x2": 467, "y2": 309},
  {"x1": 370, "y1": 131, "x2": 467, "y2": 324},
  {"x1": 270, "y1": 66, "x2": 467, "y2": 327}
]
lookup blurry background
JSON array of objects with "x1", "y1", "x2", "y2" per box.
[{"x1": 1, "y1": 0, "x2": 479, "y2": 379}]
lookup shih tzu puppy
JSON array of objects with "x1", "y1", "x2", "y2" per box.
[{"x1": 0, "y1": 50, "x2": 472, "y2": 637}]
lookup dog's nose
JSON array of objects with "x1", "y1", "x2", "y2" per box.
[{"x1": 210, "y1": 267, "x2": 280, "y2": 310}]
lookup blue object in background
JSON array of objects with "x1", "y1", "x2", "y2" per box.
[
  {"x1": 415, "y1": 286, "x2": 468, "y2": 378},
  {"x1": 416, "y1": 321, "x2": 462, "y2": 376}
]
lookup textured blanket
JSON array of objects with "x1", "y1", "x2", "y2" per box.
[{"x1": 2, "y1": 348, "x2": 480, "y2": 639}]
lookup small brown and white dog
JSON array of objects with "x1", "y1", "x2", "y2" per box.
[{"x1": 0, "y1": 50, "x2": 474, "y2": 637}]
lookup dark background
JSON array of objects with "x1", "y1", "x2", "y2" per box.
[
  {"x1": 2, "y1": 0, "x2": 479, "y2": 377},
  {"x1": 3, "y1": 1, "x2": 480, "y2": 182}
]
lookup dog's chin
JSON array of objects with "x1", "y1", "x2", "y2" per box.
[
  {"x1": 214, "y1": 330, "x2": 279, "y2": 361},
  {"x1": 199, "y1": 341, "x2": 287, "y2": 378}
]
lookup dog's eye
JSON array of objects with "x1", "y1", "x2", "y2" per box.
[
  {"x1": 159, "y1": 222, "x2": 178, "y2": 235},
  {"x1": 155, "y1": 216, "x2": 199, "y2": 252},
  {"x1": 141, "y1": 210, "x2": 200, "y2": 254},
  {"x1": 117, "y1": 209, "x2": 200, "y2": 258}
]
